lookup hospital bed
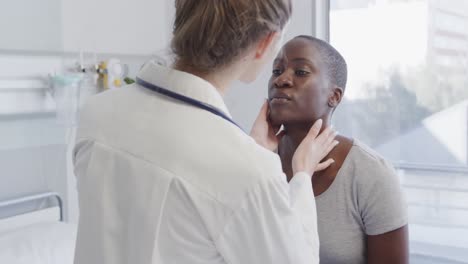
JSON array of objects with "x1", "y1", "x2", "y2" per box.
[{"x1": 0, "y1": 192, "x2": 76, "y2": 264}]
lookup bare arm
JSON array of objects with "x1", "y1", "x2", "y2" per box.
[{"x1": 367, "y1": 225, "x2": 409, "y2": 264}]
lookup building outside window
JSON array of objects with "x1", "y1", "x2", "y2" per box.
[{"x1": 330, "y1": 0, "x2": 468, "y2": 262}]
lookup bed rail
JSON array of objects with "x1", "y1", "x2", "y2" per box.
[{"x1": 0, "y1": 192, "x2": 63, "y2": 221}]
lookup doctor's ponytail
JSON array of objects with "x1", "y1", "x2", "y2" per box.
[{"x1": 171, "y1": 0, "x2": 291, "y2": 72}]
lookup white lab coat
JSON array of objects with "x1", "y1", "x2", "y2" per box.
[{"x1": 73, "y1": 61, "x2": 319, "y2": 264}]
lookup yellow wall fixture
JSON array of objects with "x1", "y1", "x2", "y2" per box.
[
  {"x1": 97, "y1": 61, "x2": 108, "y2": 90},
  {"x1": 97, "y1": 59, "x2": 125, "y2": 90}
]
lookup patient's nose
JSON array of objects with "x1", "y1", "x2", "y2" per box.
[{"x1": 274, "y1": 73, "x2": 293, "y2": 88}]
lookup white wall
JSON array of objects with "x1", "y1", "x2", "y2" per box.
[
  {"x1": 61, "y1": 0, "x2": 173, "y2": 54},
  {"x1": 0, "y1": 0, "x2": 62, "y2": 52}
]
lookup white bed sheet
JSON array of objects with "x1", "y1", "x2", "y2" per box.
[{"x1": 0, "y1": 221, "x2": 76, "y2": 264}]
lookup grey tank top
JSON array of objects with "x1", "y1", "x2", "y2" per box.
[{"x1": 315, "y1": 139, "x2": 407, "y2": 264}]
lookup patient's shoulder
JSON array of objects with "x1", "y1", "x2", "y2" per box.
[{"x1": 346, "y1": 139, "x2": 398, "y2": 185}]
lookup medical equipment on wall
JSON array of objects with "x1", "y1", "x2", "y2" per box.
[
  {"x1": 48, "y1": 53, "x2": 132, "y2": 127},
  {"x1": 49, "y1": 74, "x2": 83, "y2": 127},
  {"x1": 54, "y1": 54, "x2": 133, "y2": 121},
  {"x1": 97, "y1": 58, "x2": 128, "y2": 90},
  {"x1": 71, "y1": 51, "x2": 129, "y2": 91}
]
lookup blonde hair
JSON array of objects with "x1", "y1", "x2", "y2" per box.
[{"x1": 172, "y1": 0, "x2": 292, "y2": 72}]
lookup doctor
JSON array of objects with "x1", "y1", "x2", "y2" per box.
[{"x1": 73, "y1": 0, "x2": 338, "y2": 263}]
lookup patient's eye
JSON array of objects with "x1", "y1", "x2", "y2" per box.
[
  {"x1": 295, "y1": 69, "x2": 310, "y2": 76},
  {"x1": 272, "y1": 68, "x2": 283, "y2": 76}
]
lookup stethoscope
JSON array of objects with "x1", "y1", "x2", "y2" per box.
[{"x1": 136, "y1": 78, "x2": 245, "y2": 133}]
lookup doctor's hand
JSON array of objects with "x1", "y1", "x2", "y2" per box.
[
  {"x1": 250, "y1": 100, "x2": 285, "y2": 152},
  {"x1": 292, "y1": 119, "x2": 339, "y2": 176}
]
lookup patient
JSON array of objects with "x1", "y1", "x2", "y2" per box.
[{"x1": 268, "y1": 36, "x2": 409, "y2": 264}]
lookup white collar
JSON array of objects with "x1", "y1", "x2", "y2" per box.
[{"x1": 137, "y1": 61, "x2": 232, "y2": 118}]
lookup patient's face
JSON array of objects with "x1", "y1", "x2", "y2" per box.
[{"x1": 268, "y1": 38, "x2": 330, "y2": 127}]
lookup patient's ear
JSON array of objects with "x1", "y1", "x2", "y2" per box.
[{"x1": 328, "y1": 86, "x2": 344, "y2": 108}]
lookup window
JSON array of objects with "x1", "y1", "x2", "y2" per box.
[{"x1": 330, "y1": 0, "x2": 468, "y2": 262}]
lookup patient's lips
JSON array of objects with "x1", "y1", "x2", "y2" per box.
[{"x1": 269, "y1": 91, "x2": 292, "y2": 105}]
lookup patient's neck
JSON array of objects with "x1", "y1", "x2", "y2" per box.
[
  {"x1": 279, "y1": 118, "x2": 332, "y2": 180},
  {"x1": 282, "y1": 118, "x2": 332, "y2": 150}
]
